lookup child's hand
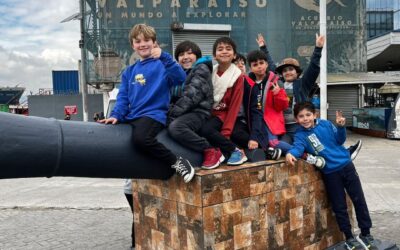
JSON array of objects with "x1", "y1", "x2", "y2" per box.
[
  {"x1": 256, "y1": 33, "x2": 266, "y2": 47},
  {"x1": 335, "y1": 110, "x2": 346, "y2": 127},
  {"x1": 270, "y1": 81, "x2": 280, "y2": 95},
  {"x1": 151, "y1": 42, "x2": 162, "y2": 59},
  {"x1": 285, "y1": 153, "x2": 297, "y2": 166},
  {"x1": 248, "y1": 140, "x2": 259, "y2": 150},
  {"x1": 315, "y1": 33, "x2": 325, "y2": 48},
  {"x1": 98, "y1": 117, "x2": 118, "y2": 125}
]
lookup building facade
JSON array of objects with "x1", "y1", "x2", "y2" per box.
[
  {"x1": 366, "y1": 0, "x2": 400, "y2": 39},
  {"x1": 81, "y1": 0, "x2": 367, "y2": 86}
]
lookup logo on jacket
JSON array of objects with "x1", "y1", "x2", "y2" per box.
[
  {"x1": 134, "y1": 74, "x2": 146, "y2": 86},
  {"x1": 214, "y1": 102, "x2": 227, "y2": 111},
  {"x1": 307, "y1": 133, "x2": 325, "y2": 153}
]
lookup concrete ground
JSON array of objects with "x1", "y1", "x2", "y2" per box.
[{"x1": 0, "y1": 130, "x2": 399, "y2": 249}]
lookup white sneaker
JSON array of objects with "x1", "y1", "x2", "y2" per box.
[{"x1": 306, "y1": 154, "x2": 326, "y2": 169}]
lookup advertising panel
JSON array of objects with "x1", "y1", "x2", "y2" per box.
[{"x1": 81, "y1": 0, "x2": 366, "y2": 84}]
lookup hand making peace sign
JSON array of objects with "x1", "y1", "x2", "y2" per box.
[{"x1": 336, "y1": 110, "x2": 346, "y2": 127}]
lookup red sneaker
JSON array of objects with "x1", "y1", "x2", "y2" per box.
[{"x1": 201, "y1": 148, "x2": 225, "y2": 170}]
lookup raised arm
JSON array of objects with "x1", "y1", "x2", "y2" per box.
[
  {"x1": 257, "y1": 33, "x2": 276, "y2": 72},
  {"x1": 301, "y1": 34, "x2": 325, "y2": 96},
  {"x1": 333, "y1": 110, "x2": 347, "y2": 145},
  {"x1": 151, "y1": 44, "x2": 186, "y2": 87}
]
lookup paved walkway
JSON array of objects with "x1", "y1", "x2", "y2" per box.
[{"x1": 0, "y1": 130, "x2": 399, "y2": 249}]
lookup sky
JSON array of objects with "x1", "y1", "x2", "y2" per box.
[{"x1": 0, "y1": 0, "x2": 80, "y2": 95}]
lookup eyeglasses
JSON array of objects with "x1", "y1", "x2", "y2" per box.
[{"x1": 282, "y1": 66, "x2": 296, "y2": 73}]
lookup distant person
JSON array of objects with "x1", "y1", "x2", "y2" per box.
[
  {"x1": 98, "y1": 23, "x2": 195, "y2": 183},
  {"x1": 286, "y1": 102, "x2": 376, "y2": 250},
  {"x1": 93, "y1": 113, "x2": 100, "y2": 122},
  {"x1": 64, "y1": 114, "x2": 71, "y2": 120},
  {"x1": 93, "y1": 112, "x2": 105, "y2": 122},
  {"x1": 168, "y1": 41, "x2": 215, "y2": 165},
  {"x1": 123, "y1": 179, "x2": 134, "y2": 249}
]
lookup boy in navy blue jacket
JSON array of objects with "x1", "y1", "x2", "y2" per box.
[
  {"x1": 286, "y1": 102, "x2": 375, "y2": 250},
  {"x1": 99, "y1": 24, "x2": 195, "y2": 183}
]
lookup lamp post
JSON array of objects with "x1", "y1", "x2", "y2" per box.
[
  {"x1": 320, "y1": 0, "x2": 328, "y2": 119},
  {"x1": 79, "y1": 0, "x2": 89, "y2": 122},
  {"x1": 61, "y1": 0, "x2": 89, "y2": 122}
]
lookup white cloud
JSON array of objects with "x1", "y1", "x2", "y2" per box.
[{"x1": 0, "y1": 0, "x2": 80, "y2": 94}]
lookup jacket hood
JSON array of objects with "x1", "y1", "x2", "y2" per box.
[{"x1": 195, "y1": 56, "x2": 213, "y2": 72}]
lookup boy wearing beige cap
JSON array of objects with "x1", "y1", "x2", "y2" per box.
[
  {"x1": 275, "y1": 34, "x2": 325, "y2": 144},
  {"x1": 274, "y1": 34, "x2": 362, "y2": 163}
]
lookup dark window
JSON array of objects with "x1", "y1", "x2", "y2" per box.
[{"x1": 364, "y1": 84, "x2": 385, "y2": 107}]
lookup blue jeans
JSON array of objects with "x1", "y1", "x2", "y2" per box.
[{"x1": 258, "y1": 122, "x2": 293, "y2": 154}]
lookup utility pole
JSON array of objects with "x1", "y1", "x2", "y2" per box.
[
  {"x1": 320, "y1": 0, "x2": 328, "y2": 119},
  {"x1": 79, "y1": 0, "x2": 89, "y2": 122}
]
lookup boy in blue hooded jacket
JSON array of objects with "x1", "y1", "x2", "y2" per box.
[
  {"x1": 99, "y1": 24, "x2": 195, "y2": 183},
  {"x1": 286, "y1": 101, "x2": 375, "y2": 250}
]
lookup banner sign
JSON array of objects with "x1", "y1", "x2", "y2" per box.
[
  {"x1": 82, "y1": 0, "x2": 366, "y2": 84},
  {"x1": 64, "y1": 105, "x2": 78, "y2": 115}
]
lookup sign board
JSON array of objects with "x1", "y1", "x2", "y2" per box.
[{"x1": 64, "y1": 105, "x2": 78, "y2": 115}]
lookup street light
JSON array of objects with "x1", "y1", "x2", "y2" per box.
[{"x1": 61, "y1": 1, "x2": 89, "y2": 122}]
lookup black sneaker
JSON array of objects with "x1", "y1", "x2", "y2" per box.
[
  {"x1": 305, "y1": 154, "x2": 326, "y2": 169},
  {"x1": 348, "y1": 139, "x2": 362, "y2": 161},
  {"x1": 265, "y1": 147, "x2": 282, "y2": 160},
  {"x1": 171, "y1": 156, "x2": 195, "y2": 183},
  {"x1": 344, "y1": 237, "x2": 363, "y2": 250},
  {"x1": 356, "y1": 234, "x2": 377, "y2": 250}
]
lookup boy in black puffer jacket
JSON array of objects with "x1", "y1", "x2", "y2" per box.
[{"x1": 168, "y1": 41, "x2": 214, "y2": 155}]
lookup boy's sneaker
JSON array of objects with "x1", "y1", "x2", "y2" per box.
[
  {"x1": 344, "y1": 237, "x2": 363, "y2": 250},
  {"x1": 265, "y1": 147, "x2": 282, "y2": 160},
  {"x1": 171, "y1": 156, "x2": 195, "y2": 183},
  {"x1": 227, "y1": 148, "x2": 248, "y2": 166},
  {"x1": 356, "y1": 234, "x2": 377, "y2": 250},
  {"x1": 305, "y1": 154, "x2": 326, "y2": 169},
  {"x1": 202, "y1": 148, "x2": 225, "y2": 170},
  {"x1": 348, "y1": 139, "x2": 362, "y2": 161}
]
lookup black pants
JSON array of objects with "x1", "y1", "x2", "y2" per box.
[
  {"x1": 125, "y1": 193, "x2": 135, "y2": 247},
  {"x1": 281, "y1": 123, "x2": 300, "y2": 145},
  {"x1": 130, "y1": 117, "x2": 177, "y2": 166},
  {"x1": 322, "y1": 162, "x2": 372, "y2": 238},
  {"x1": 168, "y1": 112, "x2": 210, "y2": 152},
  {"x1": 230, "y1": 119, "x2": 250, "y2": 149},
  {"x1": 198, "y1": 116, "x2": 237, "y2": 155}
]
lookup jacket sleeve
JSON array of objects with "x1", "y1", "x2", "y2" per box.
[
  {"x1": 249, "y1": 85, "x2": 263, "y2": 141},
  {"x1": 271, "y1": 88, "x2": 289, "y2": 112},
  {"x1": 159, "y1": 52, "x2": 186, "y2": 87},
  {"x1": 288, "y1": 133, "x2": 307, "y2": 158},
  {"x1": 259, "y1": 45, "x2": 276, "y2": 72},
  {"x1": 221, "y1": 76, "x2": 244, "y2": 138},
  {"x1": 169, "y1": 64, "x2": 212, "y2": 118},
  {"x1": 301, "y1": 47, "x2": 322, "y2": 97},
  {"x1": 329, "y1": 121, "x2": 347, "y2": 145},
  {"x1": 110, "y1": 69, "x2": 130, "y2": 122}
]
